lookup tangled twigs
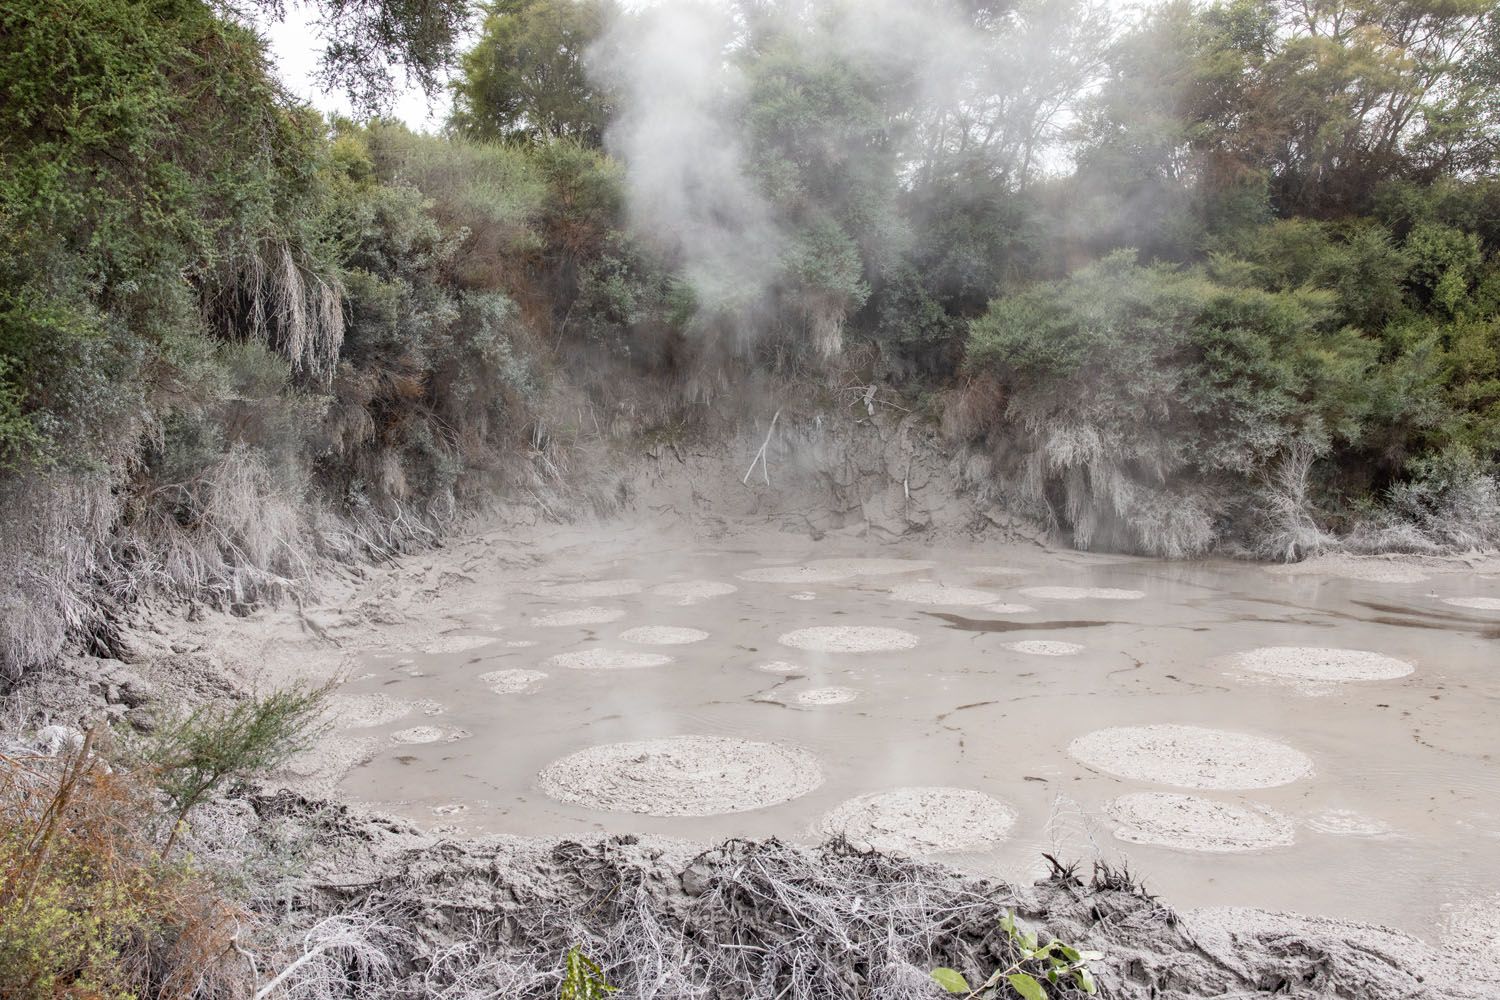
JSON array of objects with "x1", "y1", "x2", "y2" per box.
[{"x1": 743, "y1": 410, "x2": 782, "y2": 486}]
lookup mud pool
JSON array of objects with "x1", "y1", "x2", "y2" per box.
[{"x1": 332, "y1": 527, "x2": 1500, "y2": 941}]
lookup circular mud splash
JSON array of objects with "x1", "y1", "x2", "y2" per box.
[
  {"x1": 818, "y1": 787, "x2": 1017, "y2": 855},
  {"x1": 1007, "y1": 639, "x2": 1084, "y2": 656},
  {"x1": 531, "y1": 606, "x2": 626, "y2": 627},
  {"x1": 778, "y1": 625, "x2": 920, "y2": 653},
  {"x1": 755, "y1": 660, "x2": 803, "y2": 675},
  {"x1": 888, "y1": 582, "x2": 999, "y2": 606},
  {"x1": 738, "y1": 565, "x2": 853, "y2": 584},
  {"x1": 1020, "y1": 586, "x2": 1145, "y2": 601},
  {"x1": 479, "y1": 668, "x2": 547, "y2": 694},
  {"x1": 547, "y1": 649, "x2": 673, "y2": 670},
  {"x1": 328, "y1": 693, "x2": 414, "y2": 729},
  {"x1": 795, "y1": 686, "x2": 858, "y2": 705},
  {"x1": 1306, "y1": 809, "x2": 1394, "y2": 837},
  {"x1": 619, "y1": 625, "x2": 709, "y2": 645},
  {"x1": 1443, "y1": 596, "x2": 1500, "y2": 611},
  {"x1": 652, "y1": 580, "x2": 738, "y2": 603},
  {"x1": 789, "y1": 592, "x2": 817, "y2": 601},
  {"x1": 1228, "y1": 646, "x2": 1414, "y2": 688},
  {"x1": 391, "y1": 726, "x2": 465, "y2": 744},
  {"x1": 423, "y1": 634, "x2": 498, "y2": 654},
  {"x1": 1107, "y1": 792, "x2": 1295, "y2": 852},
  {"x1": 538, "y1": 736, "x2": 823, "y2": 816},
  {"x1": 1069, "y1": 725, "x2": 1313, "y2": 789},
  {"x1": 537, "y1": 579, "x2": 642, "y2": 599}
]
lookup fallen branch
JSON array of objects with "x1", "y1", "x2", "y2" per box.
[{"x1": 742, "y1": 409, "x2": 782, "y2": 487}]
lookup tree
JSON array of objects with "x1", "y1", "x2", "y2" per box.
[{"x1": 451, "y1": 0, "x2": 618, "y2": 145}]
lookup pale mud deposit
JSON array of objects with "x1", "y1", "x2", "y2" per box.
[
  {"x1": 536, "y1": 579, "x2": 642, "y2": 598},
  {"x1": 423, "y1": 633, "x2": 498, "y2": 654},
  {"x1": 1306, "y1": 808, "x2": 1395, "y2": 837},
  {"x1": 789, "y1": 591, "x2": 816, "y2": 600},
  {"x1": 1442, "y1": 595, "x2": 1500, "y2": 611},
  {"x1": 546, "y1": 649, "x2": 673, "y2": 670},
  {"x1": 794, "y1": 686, "x2": 858, "y2": 705},
  {"x1": 619, "y1": 625, "x2": 710, "y2": 645},
  {"x1": 1107, "y1": 792, "x2": 1295, "y2": 852},
  {"x1": 1269, "y1": 553, "x2": 1432, "y2": 582},
  {"x1": 538, "y1": 736, "x2": 823, "y2": 816},
  {"x1": 327, "y1": 692, "x2": 413, "y2": 728},
  {"x1": 738, "y1": 565, "x2": 854, "y2": 584},
  {"x1": 1020, "y1": 586, "x2": 1145, "y2": 600},
  {"x1": 392, "y1": 726, "x2": 465, "y2": 744},
  {"x1": 970, "y1": 565, "x2": 1023, "y2": 576},
  {"x1": 1069, "y1": 725, "x2": 1314, "y2": 789},
  {"x1": 887, "y1": 582, "x2": 999, "y2": 605},
  {"x1": 805, "y1": 557, "x2": 933, "y2": 576},
  {"x1": 1227, "y1": 646, "x2": 1414, "y2": 691},
  {"x1": 818, "y1": 786, "x2": 1018, "y2": 855},
  {"x1": 755, "y1": 660, "x2": 803, "y2": 675},
  {"x1": 984, "y1": 602, "x2": 1035, "y2": 614},
  {"x1": 530, "y1": 606, "x2": 626, "y2": 627},
  {"x1": 651, "y1": 579, "x2": 738, "y2": 603},
  {"x1": 1007, "y1": 639, "x2": 1084, "y2": 656},
  {"x1": 479, "y1": 668, "x2": 548, "y2": 694},
  {"x1": 778, "y1": 625, "x2": 920, "y2": 652},
  {"x1": 1445, "y1": 894, "x2": 1500, "y2": 964}
]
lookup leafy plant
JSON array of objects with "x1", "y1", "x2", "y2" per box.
[
  {"x1": 559, "y1": 945, "x2": 616, "y2": 1000},
  {"x1": 931, "y1": 911, "x2": 1101, "y2": 999}
]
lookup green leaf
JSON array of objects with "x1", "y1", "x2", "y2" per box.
[
  {"x1": 1000, "y1": 911, "x2": 1016, "y2": 936},
  {"x1": 931, "y1": 968, "x2": 971, "y2": 994},
  {"x1": 1074, "y1": 967, "x2": 1098, "y2": 995},
  {"x1": 1008, "y1": 972, "x2": 1047, "y2": 1000},
  {"x1": 1057, "y1": 944, "x2": 1081, "y2": 963}
]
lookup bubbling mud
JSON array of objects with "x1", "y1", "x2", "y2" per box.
[
  {"x1": 538, "y1": 736, "x2": 823, "y2": 816},
  {"x1": 755, "y1": 660, "x2": 803, "y2": 675},
  {"x1": 778, "y1": 625, "x2": 920, "y2": 652},
  {"x1": 1227, "y1": 647, "x2": 1415, "y2": 689},
  {"x1": 391, "y1": 726, "x2": 466, "y2": 744},
  {"x1": 1069, "y1": 725, "x2": 1314, "y2": 790},
  {"x1": 794, "y1": 686, "x2": 858, "y2": 705},
  {"x1": 1107, "y1": 792, "x2": 1295, "y2": 852},
  {"x1": 1007, "y1": 639, "x2": 1084, "y2": 656},
  {"x1": 531, "y1": 607, "x2": 626, "y2": 627},
  {"x1": 619, "y1": 625, "x2": 710, "y2": 645},
  {"x1": 547, "y1": 649, "x2": 673, "y2": 670},
  {"x1": 1020, "y1": 586, "x2": 1145, "y2": 601},
  {"x1": 1306, "y1": 809, "x2": 1394, "y2": 837},
  {"x1": 888, "y1": 582, "x2": 1000, "y2": 606},
  {"x1": 818, "y1": 786, "x2": 1018, "y2": 855},
  {"x1": 479, "y1": 668, "x2": 548, "y2": 694}
]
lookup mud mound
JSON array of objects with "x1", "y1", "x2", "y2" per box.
[
  {"x1": 778, "y1": 625, "x2": 920, "y2": 652},
  {"x1": 652, "y1": 580, "x2": 738, "y2": 603},
  {"x1": 795, "y1": 686, "x2": 858, "y2": 705},
  {"x1": 1227, "y1": 646, "x2": 1414, "y2": 689},
  {"x1": 619, "y1": 625, "x2": 709, "y2": 645},
  {"x1": 1007, "y1": 639, "x2": 1083, "y2": 656},
  {"x1": 547, "y1": 649, "x2": 673, "y2": 670},
  {"x1": 423, "y1": 634, "x2": 498, "y2": 654},
  {"x1": 755, "y1": 660, "x2": 803, "y2": 674},
  {"x1": 1069, "y1": 724, "x2": 1313, "y2": 789},
  {"x1": 738, "y1": 565, "x2": 853, "y2": 584},
  {"x1": 818, "y1": 786, "x2": 1017, "y2": 854},
  {"x1": 1443, "y1": 596, "x2": 1500, "y2": 611},
  {"x1": 1107, "y1": 792, "x2": 1294, "y2": 852},
  {"x1": 1020, "y1": 586, "x2": 1145, "y2": 601},
  {"x1": 888, "y1": 582, "x2": 999, "y2": 605},
  {"x1": 538, "y1": 736, "x2": 822, "y2": 816},
  {"x1": 479, "y1": 669, "x2": 547, "y2": 694},
  {"x1": 531, "y1": 606, "x2": 626, "y2": 627},
  {"x1": 537, "y1": 579, "x2": 643, "y2": 599}
]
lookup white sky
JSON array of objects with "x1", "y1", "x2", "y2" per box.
[{"x1": 258, "y1": 1, "x2": 453, "y2": 130}]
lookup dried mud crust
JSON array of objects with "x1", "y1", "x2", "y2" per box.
[
  {"x1": 817, "y1": 786, "x2": 1018, "y2": 855},
  {"x1": 1069, "y1": 724, "x2": 1314, "y2": 790},
  {"x1": 537, "y1": 736, "x2": 823, "y2": 816},
  {"x1": 1106, "y1": 792, "x2": 1295, "y2": 852},
  {"x1": 254, "y1": 808, "x2": 1500, "y2": 1000}
]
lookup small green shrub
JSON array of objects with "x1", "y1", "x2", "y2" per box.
[
  {"x1": 559, "y1": 945, "x2": 616, "y2": 1000},
  {"x1": 931, "y1": 910, "x2": 1100, "y2": 999}
]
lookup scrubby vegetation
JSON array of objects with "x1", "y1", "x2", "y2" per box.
[{"x1": 3, "y1": 0, "x2": 1498, "y2": 675}]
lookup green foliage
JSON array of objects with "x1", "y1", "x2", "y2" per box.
[
  {"x1": 559, "y1": 945, "x2": 616, "y2": 1000},
  {"x1": 144, "y1": 684, "x2": 329, "y2": 857},
  {"x1": 931, "y1": 910, "x2": 1101, "y2": 999},
  {"x1": 453, "y1": 0, "x2": 618, "y2": 145}
]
